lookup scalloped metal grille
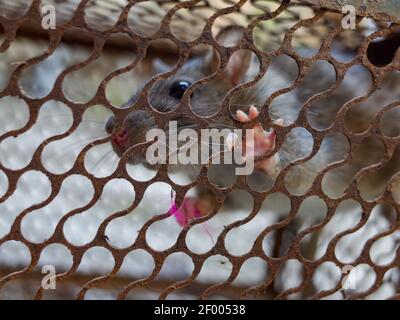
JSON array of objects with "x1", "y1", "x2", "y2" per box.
[{"x1": 0, "y1": 0, "x2": 399, "y2": 300}]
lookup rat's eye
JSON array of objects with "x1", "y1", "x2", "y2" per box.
[{"x1": 169, "y1": 80, "x2": 191, "y2": 99}]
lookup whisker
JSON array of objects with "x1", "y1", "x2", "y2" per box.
[
  {"x1": 90, "y1": 149, "x2": 115, "y2": 173},
  {"x1": 40, "y1": 114, "x2": 107, "y2": 126},
  {"x1": 156, "y1": 139, "x2": 200, "y2": 172},
  {"x1": 110, "y1": 153, "x2": 120, "y2": 170},
  {"x1": 48, "y1": 135, "x2": 108, "y2": 159},
  {"x1": 42, "y1": 121, "x2": 106, "y2": 132}
]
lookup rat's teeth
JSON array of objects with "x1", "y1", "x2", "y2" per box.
[{"x1": 226, "y1": 132, "x2": 239, "y2": 150}]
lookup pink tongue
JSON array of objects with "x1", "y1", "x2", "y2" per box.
[
  {"x1": 168, "y1": 196, "x2": 215, "y2": 245},
  {"x1": 168, "y1": 197, "x2": 201, "y2": 227}
]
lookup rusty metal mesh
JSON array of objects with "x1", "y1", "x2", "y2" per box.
[{"x1": 0, "y1": 0, "x2": 400, "y2": 300}]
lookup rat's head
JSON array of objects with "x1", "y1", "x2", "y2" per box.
[{"x1": 105, "y1": 27, "x2": 254, "y2": 163}]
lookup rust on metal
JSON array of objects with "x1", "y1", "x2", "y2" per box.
[{"x1": 300, "y1": 0, "x2": 400, "y2": 23}]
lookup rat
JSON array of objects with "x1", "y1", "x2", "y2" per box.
[
  {"x1": 104, "y1": 26, "x2": 400, "y2": 230},
  {"x1": 105, "y1": 27, "x2": 315, "y2": 185}
]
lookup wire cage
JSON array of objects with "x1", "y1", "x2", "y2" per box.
[{"x1": 0, "y1": 0, "x2": 399, "y2": 299}]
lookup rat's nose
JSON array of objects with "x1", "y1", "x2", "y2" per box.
[
  {"x1": 105, "y1": 115, "x2": 128, "y2": 148},
  {"x1": 113, "y1": 128, "x2": 128, "y2": 147}
]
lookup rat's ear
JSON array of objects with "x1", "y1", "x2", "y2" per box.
[
  {"x1": 204, "y1": 26, "x2": 252, "y2": 86},
  {"x1": 224, "y1": 49, "x2": 253, "y2": 86},
  {"x1": 153, "y1": 58, "x2": 171, "y2": 74},
  {"x1": 216, "y1": 25, "x2": 245, "y2": 47}
]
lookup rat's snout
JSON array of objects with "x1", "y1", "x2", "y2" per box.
[
  {"x1": 105, "y1": 110, "x2": 153, "y2": 161},
  {"x1": 113, "y1": 128, "x2": 128, "y2": 148},
  {"x1": 105, "y1": 115, "x2": 129, "y2": 150}
]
